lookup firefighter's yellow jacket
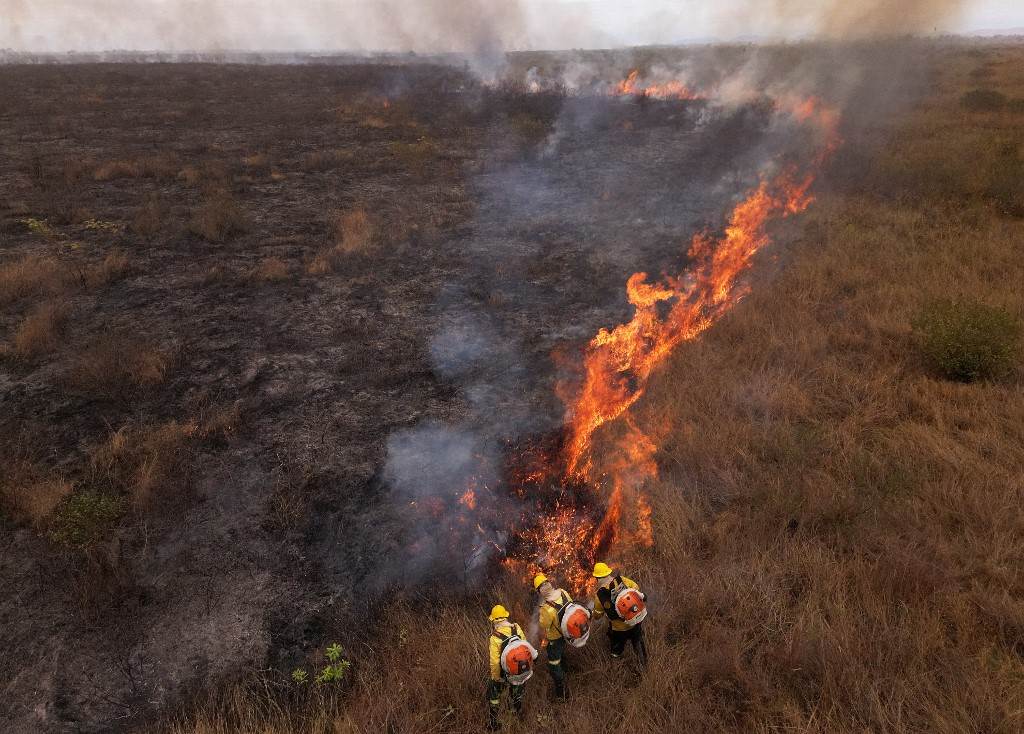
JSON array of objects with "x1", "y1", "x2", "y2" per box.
[
  {"x1": 538, "y1": 589, "x2": 573, "y2": 641},
  {"x1": 489, "y1": 621, "x2": 526, "y2": 681},
  {"x1": 592, "y1": 575, "x2": 640, "y2": 632}
]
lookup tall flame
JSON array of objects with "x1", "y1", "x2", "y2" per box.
[{"x1": 532, "y1": 97, "x2": 843, "y2": 586}]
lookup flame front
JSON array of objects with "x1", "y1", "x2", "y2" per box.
[
  {"x1": 527, "y1": 98, "x2": 843, "y2": 587},
  {"x1": 400, "y1": 86, "x2": 843, "y2": 593},
  {"x1": 613, "y1": 69, "x2": 703, "y2": 101}
]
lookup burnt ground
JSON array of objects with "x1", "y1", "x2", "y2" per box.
[{"x1": 0, "y1": 56, "x2": 885, "y2": 732}]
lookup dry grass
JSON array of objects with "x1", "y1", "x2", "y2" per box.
[
  {"x1": 85, "y1": 249, "x2": 131, "y2": 289},
  {"x1": 132, "y1": 196, "x2": 167, "y2": 237},
  {"x1": 388, "y1": 138, "x2": 438, "y2": 178},
  {"x1": 12, "y1": 299, "x2": 70, "y2": 358},
  {"x1": 250, "y1": 257, "x2": 290, "y2": 283},
  {"x1": 88, "y1": 420, "x2": 196, "y2": 507},
  {"x1": 299, "y1": 149, "x2": 352, "y2": 173},
  {"x1": 306, "y1": 207, "x2": 375, "y2": 274},
  {"x1": 0, "y1": 460, "x2": 73, "y2": 528},
  {"x1": 0, "y1": 253, "x2": 65, "y2": 305},
  {"x1": 64, "y1": 333, "x2": 171, "y2": 398},
  {"x1": 171, "y1": 47, "x2": 1024, "y2": 734},
  {"x1": 190, "y1": 190, "x2": 248, "y2": 243},
  {"x1": 94, "y1": 153, "x2": 180, "y2": 181}
]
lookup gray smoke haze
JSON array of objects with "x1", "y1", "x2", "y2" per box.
[
  {"x1": 1, "y1": 1, "x2": 523, "y2": 57},
  {"x1": 1, "y1": 1, "x2": 981, "y2": 57}
]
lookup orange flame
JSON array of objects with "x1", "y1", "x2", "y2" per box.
[
  {"x1": 613, "y1": 69, "x2": 703, "y2": 101},
  {"x1": 536, "y1": 99, "x2": 843, "y2": 583}
]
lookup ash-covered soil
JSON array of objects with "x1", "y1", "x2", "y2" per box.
[{"x1": 0, "y1": 58, "x2": 860, "y2": 732}]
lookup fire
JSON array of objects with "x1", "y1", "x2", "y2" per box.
[
  {"x1": 613, "y1": 69, "x2": 703, "y2": 101},
  {"x1": 525, "y1": 99, "x2": 844, "y2": 585},
  {"x1": 398, "y1": 85, "x2": 843, "y2": 593}
]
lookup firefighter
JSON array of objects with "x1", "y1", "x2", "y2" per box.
[
  {"x1": 534, "y1": 573, "x2": 571, "y2": 699},
  {"x1": 487, "y1": 604, "x2": 535, "y2": 730},
  {"x1": 591, "y1": 562, "x2": 648, "y2": 666}
]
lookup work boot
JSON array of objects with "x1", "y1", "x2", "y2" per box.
[
  {"x1": 487, "y1": 711, "x2": 501, "y2": 731},
  {"x1": 553, "y1": 680, "x2": 568, "y2": 701}
]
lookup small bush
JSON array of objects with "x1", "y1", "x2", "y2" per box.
[
  {"x1": 190, "y1": 191, "x2": 248, "y2": 243},
  {"x1": 12, "y1": 300, "x2": 70, "y2": 358},
  {"x1": 49, "y1": 490, "x2": 125, "y2": 548},
  {"x1": 914, "y1": 300, "x2": 1020, "y2": 382},
  {"x1": 960, "y1": 89, "x2": 1007, "y2": 112}
]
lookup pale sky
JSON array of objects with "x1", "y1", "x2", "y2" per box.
[{"x1": 2, "y1": 1, "x2": 1023, "y2": 53}]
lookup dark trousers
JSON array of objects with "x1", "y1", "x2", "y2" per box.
[
  {"x1": 609, "y1": 622, "x2": 647, "y2": 665},
  {"x1": 545, "y1": 637, "x2": 567, "y2": 697},
  {"x1": 487, "y1": 679, "x2": 523, "y2": 727}
]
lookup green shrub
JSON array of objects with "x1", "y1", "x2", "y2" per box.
[
  {"x1": 291, "y1": 642, "x2": 350, "y2": 687},
  {"x1": 49, "y1": 490, "x2": 124, "y2": 547},
  {"x1": 914, "y1": 300, "x2": 1020, "y2": 382},
  {"x1": 960, "y1": 89, "x2": 1007, "y2": 112}
]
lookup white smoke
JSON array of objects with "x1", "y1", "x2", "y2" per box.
[{"x1": 1, "y1": 1, "x2": 979, "y2": 55}]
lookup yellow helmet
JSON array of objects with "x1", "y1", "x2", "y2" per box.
[
  {"x1": 592, "y1": 562, "x2": 613, "y2": 578},
  {"x1": 533, "y1": 573, "x2": 549, "y2": 590},
  {"x1": 489, "y1": 604, "x2": 510, "y2": 622}
]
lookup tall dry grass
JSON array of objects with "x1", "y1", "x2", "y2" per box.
[
  {"x1": 0, "y1": 253, "x2": 65, "y2": 305},
  {"x1": 11, "y1": 299, "x2": 70, "y2": 358}
]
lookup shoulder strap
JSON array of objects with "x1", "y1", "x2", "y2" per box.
[{"x1": 492, "y1": 627, "x2": 511, "y2": 642}]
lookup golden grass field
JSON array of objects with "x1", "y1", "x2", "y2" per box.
[{"x1": 162, "y1": 43, "x2": 1024, "y2": 734}]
